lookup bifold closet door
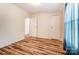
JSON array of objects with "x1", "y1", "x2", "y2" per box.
[
  {"x1": 29, "y1": 16, "x2": 37, "y2": 37},
  {"x1": 49, "y1": 16, "x2": 61, "y2": 40}
]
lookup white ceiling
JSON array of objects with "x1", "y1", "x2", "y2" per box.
[{"x1": 15, "y1": 3, "x2": 65, "y2": 13}]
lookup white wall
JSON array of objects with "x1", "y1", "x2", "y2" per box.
[
  {"x1": 37, "y1": 13, "x2": 51, "y2": 38},
  {"x1": 0, "y1": 4, "x2": 29, "y2": 48},
  {"x1": 29, "y1": 12, "x2": 64, "y2": 40}
]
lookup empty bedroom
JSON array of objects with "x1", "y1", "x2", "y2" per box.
[{"x1": 0, "y1": 3, "x2": 65, "y2": 55}]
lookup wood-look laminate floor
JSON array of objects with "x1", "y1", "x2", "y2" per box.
[{"x1": 0, "y1": 36, "x2": 65, "y2": 55}]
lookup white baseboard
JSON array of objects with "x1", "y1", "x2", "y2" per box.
[
  {"x1": 0, "y1": 36, "x2": 24, "y2": 48},
  {"x1": 28, "y1": 35, "x2": 62, "y2": 42}
]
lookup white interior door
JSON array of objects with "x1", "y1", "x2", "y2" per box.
[
  {"x1": 25, "y1": 18, "x2": 30, "y2": 35},
  {"x1": 49, "y1": 16, "x2": 61, "y2": 39}
]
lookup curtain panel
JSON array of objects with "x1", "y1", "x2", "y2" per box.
[{"x1": 64, "y1": 3, "x2": 79, "y2": 55}]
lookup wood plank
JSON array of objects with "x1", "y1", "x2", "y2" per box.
[{"x1": 0, "y1": 36, "x2": 65, "y2": 55}]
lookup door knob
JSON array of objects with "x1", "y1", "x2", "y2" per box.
[{"x1": 51, "y1": 27, "x2": 53, "y2": 29}]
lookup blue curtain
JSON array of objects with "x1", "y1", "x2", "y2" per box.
[{"x1": 64, "y1": 3, "x2": 79, "y2": 55}]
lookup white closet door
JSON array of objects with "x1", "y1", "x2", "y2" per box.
[
  {"x1": 29, "y1": 16, "x2": 37, "y2": 37},
  {"x1": 49, "y1": 16, "x2": 61, "y2": 40}
]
